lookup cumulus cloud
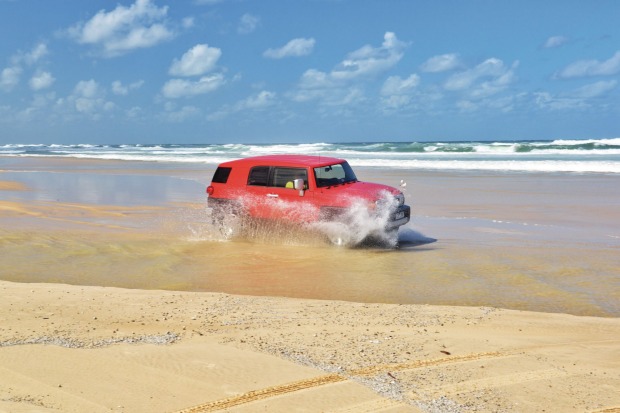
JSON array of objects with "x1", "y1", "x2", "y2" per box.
[
  {"x1": 74, "y1": 79, "x2": 100, "y2": 99},
  {"x1": 296, "y1": 32, "x2": 406, "y2": 93},
  {"x1": 1, "y1": 66, "x2": 22, "y2": 91},
  {"x1": 208, "y1": 90, "x2": 277, "y2": 120},
  {"x1": 420, "y1": 53, "x2": 461, "y2": 73},
  {"x1": 379, "y1": 74, "x2": 421, "y2": 110},
  {"x1": 571, "y1": 80, "x2": 617, "y2": 98},
  {"x1": 169, "y1": 44, "x2": 222, "y2": 77},
  {"x1": 53, "y1": 79, "x2": 116, "y2": 117},
  {"x1": 332, "y1": 32, "x2": 406, "y2": 80},
  {"x1": 381, "y1": 74, "x2": 420, "y2": 96},
  {"x1": 29, "y1": 71, "x2": 55, "y2": 91},
  {"x1": 543, "y1": 35, "x2": 569, "y2": 49},
  {"x1": 263, "y1": 38, "x2": 315, "y2": 59},
  {"x1": 163, "y1": 102, "x2": 200, "y2": 122},
  {"x1": 182, "y1": 17, "x2": 195, "y2": 29},
  {"x1": 1, "y1": 43, "x2": 50, "y2": 92},
  {"x1": 556, "y1": 51, "x2": 620, "y2": 78},
  {"x1": 207, "y1": 90, "x2": 277, "y2": 121},
  {"x1": 241, "y1": 90, "x2": 277, "y2": 109},
  {"x1": 20, "y1": 43, "x2": 49, "y2": 65},
  {"x1": 161, "y1": 74, "x2": 226, "y2": 98},
  {"x1": 112, "y1": 80, "x2": 144, "y2": 95},
  {"x1": 67, "y1": 0, "x2": 174, "y2": 57},
  {"x1": 238, "y1": 13, "x2": 260, "y2": 34},
  {"x1": 290, "y1": 32, "x2": 407, "y2": 108},
  {"x1": 534, "y1": 92, "x2": 588, "y2": 111},
  {"x1": 444, "y1": 58, "x2": 518, "y2": 99},
  {"x1": 445, "y1": 58, "x2": 505, "y2": 90}
]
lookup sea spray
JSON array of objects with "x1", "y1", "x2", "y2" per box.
[
  {"x1": 307, "y1": 191, "x2": 401, "y2": 248},
  {"x1": 200, "y1": 192, "x2": 404, "y2": 248}
]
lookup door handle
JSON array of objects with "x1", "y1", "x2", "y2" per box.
[{"x1": 266, "y1": 193, "x2": 279, "y2": 198}]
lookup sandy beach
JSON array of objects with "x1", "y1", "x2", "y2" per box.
[
  {"x1": 1, "y1": 281, "x2": 619, "y2": 413},
  {"x1": 1, "y1": 156, "x2": 620, "y2": 412}
]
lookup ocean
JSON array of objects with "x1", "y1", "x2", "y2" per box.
[{"x1": 2, "y1": 138, "x2": 620, "y2": 174}]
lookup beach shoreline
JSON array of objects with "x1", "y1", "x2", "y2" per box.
[
  {"x1": 1, "y1": 156, "x2": 620, "y2": 412},
  {"x1": 2, "y1": 156, "x2": 619, "y2": 316}
]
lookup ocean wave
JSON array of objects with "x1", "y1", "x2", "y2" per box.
[
  {"x1": 2, "y1": 140, "x2": 620, "y2": 174},
  {"x1": 346, "y1": 158, "x2": 620, "y2": 174}
]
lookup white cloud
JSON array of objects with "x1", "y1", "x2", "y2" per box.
[
  {"x1": 543, "y1": 35, "x2": 569, "y2": 49},
  {"x1": 298, "y1": 69, "x2": 339, "y2": 90},
  {"x1": 163, "y1": 104, "x2": 200, "y2": 122},
  {"x1": 445, "y1": 58, "x2": 505, "y2": 90},
  {"x1": 20, "y1": 43, "x2": 49, "y2": 65},
  {"x1": 241, "y1": 90, "x2": 276, "y2": 109},
  {"x1": 381, "y1": 74, "x2": 420, "y2": 96},
  {"x1": 208, "y1": 90, "x2": 276, "y2": 120},
  {"x1": 263, "y1": 38, "x2": 315, "y2": 59},
  {"x1": 29, "y1": 71, "x2": 55, "y2": 91},
  {"x1": 238, "y1": 13, "x2": 260, "y2": 34},
  {"x1": 291, "y1": 33, "x2": 407, "y2": 108},
  {"x1": 296, "y1": 32, "x2": 407, "y2": 97},
  {"x1": 571, "y1": 80, "x2": 617, "y2": 98},
  {"x1": 54, "y1": 79, "x2": 116, "y2": 117},
  {"x1": 379, "y1": 74, "x2": 420, "y2": 110},
  {"x1": 1, "y1": 66, "x2": 22, "y2": 91},
  {"x1": 74, "y1": 80, "x2": 100, "y2": 98},
  {"x1": 556, "y1": 51, "x2": 620, "y2": 78},
  {"x1": 1, "y1": 43, "x2": 50, "y2": 92},
  {"x1": 161, "y1": 73, "x2": 226, "y2": 98},
  {"x1": 169, "y1": 44, "x2": 222, "y2": 77},
  {"x1": 67, "y1": 0, "x2": 174, "y2": 57},
  {"x1": 534, "y1": 92, "x2": 588, "y2": 111},
  {"x1": 444, "y1": 58, "x2": 518, "y2": 99},
  {"x1": 420, "y1": 53, "x2": 461, "y2": 73},
  {"x1": 182, "y1": 17, "x2": 195, "y2": 29},
  {"x1": 126, "y1": 106, "x2": 144, "y2": 119},
  {"x1": 112, "y1": 80, "x2": 144, "y2": 95},
  {"x1": 331, "y1": 32, "x2": 406, "y2": 81}
]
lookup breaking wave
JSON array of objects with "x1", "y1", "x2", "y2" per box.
[{"x1": 2, "y1": 138, "x2": 620, "y2": 173}]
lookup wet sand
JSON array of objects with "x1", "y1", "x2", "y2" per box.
[
  {"x1": 1, "y1": 157, "x2": 618, "y2": 316},
  {"x1": 1, "y1": 156, "x2": 620, "y2": 412}
]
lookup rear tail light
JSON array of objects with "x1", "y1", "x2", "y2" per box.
[{"x1": 206, "y1": 185, "x2": 214, "y2": 195}]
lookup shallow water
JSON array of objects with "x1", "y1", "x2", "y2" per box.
[{"x1": 1, "y1": 157, "x2": 619, "y2": 317}]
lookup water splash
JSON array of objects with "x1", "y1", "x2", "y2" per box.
[{"x1": 198, "y1": 191, "x2": 405, "y2": 248}]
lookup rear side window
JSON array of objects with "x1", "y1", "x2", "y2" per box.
[
  {"x1": 272, "y1": 167, "x2": 308, "y2": 188},
  {"x1": 247, "y1": 166, "x2": 270, "y2": 186},
  {"x1": 212, "y1": 167, "x2": 232, "y2": 183}
]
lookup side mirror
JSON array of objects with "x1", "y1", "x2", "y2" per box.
[{"x1": 293, "y1": 179, "x2": 305, "y2": 196}]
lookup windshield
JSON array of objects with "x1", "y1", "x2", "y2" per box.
[{"x1": 314, "y1": 162, "x2": 358, "y2": 188}]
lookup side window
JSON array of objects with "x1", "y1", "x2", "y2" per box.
[
  {"x1": 247, "y1": 166, "x2": 270, "y2": 186},
  {"x1": 211, "y1": 167, "x2": 232, "y2": 184},
  {"x1": 272, "y1": 168, "x2": 308, "y2": 189}
]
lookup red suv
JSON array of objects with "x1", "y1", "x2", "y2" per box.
[{"x1": 206, "y1": 155, "x2": 411, "y2": 245}]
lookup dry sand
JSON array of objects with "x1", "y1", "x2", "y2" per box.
[{"x1": 1, "y1": 280, "x2": 619, "y2": 413}]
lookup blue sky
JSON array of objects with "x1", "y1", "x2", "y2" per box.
[{"x1": 1, "y1": 0, "x2": 619, "y2": 144}]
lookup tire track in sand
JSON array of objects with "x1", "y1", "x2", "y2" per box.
[
  {"x1": 171, "y1": 351, "x2": 502, "y2": 413},
  {"x1": 173, "y1": 374, "x2": 345, "y2": 413}
]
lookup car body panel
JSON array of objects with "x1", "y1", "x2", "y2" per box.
[{"x1": 207, "y1": 155, "x2": 410, "y2": 229}]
